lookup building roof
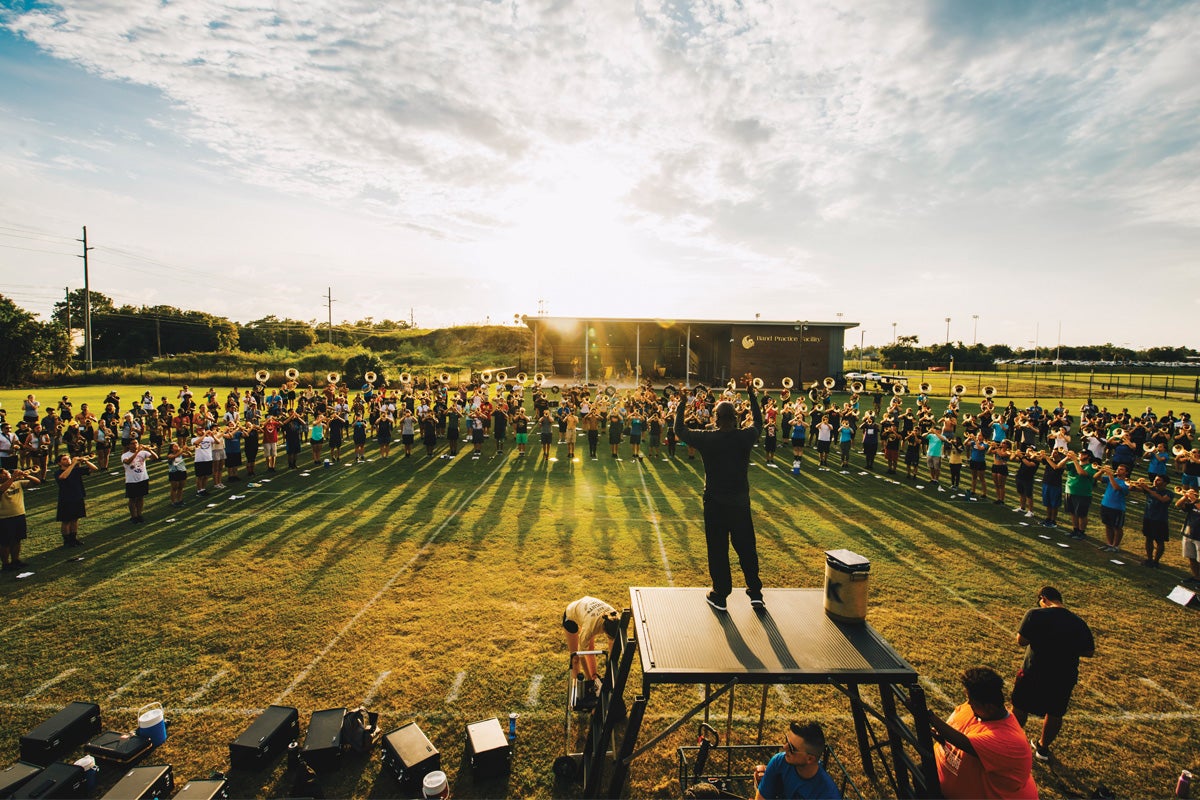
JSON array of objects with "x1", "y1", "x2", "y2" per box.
[{"x1": 521, "y1": 315, "x2": 860, "y2": 329}]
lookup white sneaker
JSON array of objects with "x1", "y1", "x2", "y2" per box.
[
  {"x1": 1024, "y1": 511, "x2": 1033, "y2": 518},
  {"x1": 214, "y1": 483, "x2": 226, "y2": 489}
]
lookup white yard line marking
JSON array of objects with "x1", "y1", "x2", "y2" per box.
[
  {"x1": 637, "y1": 467, "x2": 674, "y2": 585},
  {"x1": 772, "y1": 685, "x2": 792, "y2": 705},
  {"x1": 106, "y1": 669, "x2": 153, "y2": 703},
  {"x1": 1138, "y1": 677, "x2": 1195, "y2": 710},
  {"x1": 526, "y1": 674, "x2": 544, "y2": 707},
  {"x1": 23, "y1": 669, "x2": 78, "y2": 700},
  {"x1": 919, "y1": 677, "x2": 957, "y2": 709},
  {"x1": 184, "y1": 668, "x2": 230, "y2": 706},
  {"x1": 445, "y1": 671, "x2": 466, "y2": 704},
  {"x1": 362, "y1": 670, "x2": 392, "y2": 707},
  {"x1": 272, "y1": 457, "x2": 510, "y2": 704}
]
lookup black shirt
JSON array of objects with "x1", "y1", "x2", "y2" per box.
[
  {"x1": 1019, "y1": 606, "x2": 1094, "y2": 682},
  {"x1": 675, "y1": 392, "x2": 763, "y2": 500}
]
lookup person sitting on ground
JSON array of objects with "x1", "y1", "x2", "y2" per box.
[{"x1": 753, "y1": 720, "x2": 841, "y2": 800}]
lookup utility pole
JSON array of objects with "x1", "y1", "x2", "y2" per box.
[
  {"x1": 325, "y1": 287, "x2": 335, "y2": 344},
  {"x1": 156, "y1": 319, "x2": 162, "y2": 357},
  {"x1": 76, "y1": 227, "x2": 95, "y2": 371},
  {"x1": 64, "y1": 286, "x2": 71, "y2": 338}
]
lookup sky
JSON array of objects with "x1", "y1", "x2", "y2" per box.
[{"x1": 0, "y1": 0, "x2": 1197, "y2": 350}]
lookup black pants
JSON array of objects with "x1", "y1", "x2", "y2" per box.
[
  {"x1": 703, "y1": 495, "x2": 762, "y2": 600},
  {"x1": 863, "y1": 443, "x2": 877, "y2": 470},
  {"x1": 588, "y1": 430, "x2": 599, "y2": 457}
]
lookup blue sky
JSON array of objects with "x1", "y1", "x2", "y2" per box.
[{"x1": 0, "y1": 0, "x2": 1197, "y2": 349}]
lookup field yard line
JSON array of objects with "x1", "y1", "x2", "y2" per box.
[
  {"x1": 919, "y1": 677, "x2": 957, "y2": 709},
  {"x1": 272, "y1": 456, "x2": 509, "y2": 704},
  {"x1": 526, "y1": 674, "x2": 543, "y2": 707},
  {"x1": 1138, "y1": 677, "x2": 1195, "y2": 710},
  {"x1": 361, "y1": 670, "x2": 392, "y2": 707},
  {"x1": 772, "y1": 685, "x2": 792, "y2": 705},
  {"x1": 445, "y1": 671, "x2": 466, "y2": 704},
  {"x1": 184, "y1": 668, "x2": 230, "y2": 705},
  {"x1": 23, "y1": 668, "x2": 77, "y2": 699},
  {"x1": 106, "y1": 669, "x2": 153, "y2": 702},
  {"x1": 637, "y1": 466, "x2": 674, "y2": 585}
]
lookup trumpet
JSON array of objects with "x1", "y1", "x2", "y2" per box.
[
  {"x1": 326, "y1": 372, "x2": 340, "y2": 385},
  {"x1": 1173, "y1": 444, "x2": 1187, "y2": 457},
  {"x1": 850, "y1": 381, "x2": 864, "y2": 394},
  {"x1": 364, "y1": 371, "x2": 377, "y2": 384},
  {"x1": 752, "y1": 377, "x2": 764, "y2": 390},
  {"x1": 400, "y1": 371, "x2": 412, "y2": 385},
  {"x1": 533, "y1": 372, "x2": 545, "y2": 386},
  {"x1": 254, "y1": 369, "x2": 270, "y2": 384},
  {"x1": 892, "y1": 383, "x2": 906, "y2": 396},
  {"x1": 919, "y1": 382, "x2": 932, "y2": 394},
  {"x1": 495, "y1": 370, "x2": 508, "y2": 383},
  {"x1": 822, "y1": 377, "x2": 835, "y2": 390},
  {"x1": 952, "y1": 383, "x2": 965, "y2": 396},
  {"x1": 285, "y1": 368, "x2": 300, "y2": 381},
  {"x1": 516, "y1": 371, "x2": 528, "y2": 384},
  {"x1": 480, "y1": 369, "x2": 492, "y2": 383},
  {"x1": 439, "y1": 372, "x2": 451, "y2": 385},
  {"x1": 781, "y1": 377, "x2": 795, "y2": 389}
]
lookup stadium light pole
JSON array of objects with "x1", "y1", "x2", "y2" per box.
[
  {"x1": 972, "y1": 315, "x2": 979, "y2": 346},
  {"x1": 944, "y1": 317, "x2": 951, "y2": 345},
  {"x1": 892, "y1": 321, "x2": 897, "y2": 345},
  {"x1": 860, "y1": 329, "x2": 865, "y2": 370}
]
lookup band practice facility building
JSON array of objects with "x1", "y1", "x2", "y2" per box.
[{"x1": 520, "y1": 316, "x2": 858, "y2": 389}]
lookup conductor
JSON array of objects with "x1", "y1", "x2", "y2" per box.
[{"x1": 675, "y1": 377, "x2": 765, "y2": 612}]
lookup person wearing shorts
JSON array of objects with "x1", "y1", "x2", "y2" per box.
[
  {"x1": 924, "y1": 430, "x2": 948, "y2": 485},
  {"x1": 1177, "y1": 488, "x2": 1200, "y2": 585},
  {"x1": 1011, "y1": 586, "x2": 1094, "y2": 763},
  {"x1": 1135, "y1": 475, "x2": 1171, "y2": 567},
  {"x1": 790, "y1": 416, "x2": 807, "y2": 465},
  {"x1": 815, "y1": 416, "x2": 833, "y2": 466},
  {"x1": 1064, "y1": 451, "x2": 1097, "y2": 540},
  {"x1": 1039, "y1": 450, "x2": 1066, "y2": 527},
  {"x1": 166, "y1": 442, "x2": 189, "y2": 507},
  {"x1": 0, "y1": 467, "x2": 39, "y2": 570},
  {"x1": 1098, "y1": 463, "x2": 1130, "y2": 552},
  {"x1": 192, "y1": 430, "x2": 215, "y2": 495},
  {"x1": 121, "y1": 440, "x2": 157, "y2": 523},
  {"x1": 967, "y1": 436, "x2": 989, "y2": 498}
]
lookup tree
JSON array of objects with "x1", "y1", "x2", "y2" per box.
[
  {"x1": 238, "y1": 316, "x2": 317, "y2": 352},
  {"x1": 0, "y1": 294, "x2": 70, "y2": 384},
  {"x1": 52, "y1": 288, "x2": 116, "y2": 330},
  {"x1": 342, "y1": 354, "x2": 388, "y2": 388}
]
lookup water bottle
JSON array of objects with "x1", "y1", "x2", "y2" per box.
[
  {"x1": 507, "y1": 712, "x2": 518, "y2": 742},
  {"x1": 1177, "y1": 770, "x2": 1193, "y2": 799},
  {"x1": 792, "y1": 459, "x2": 801, "y2": 476},
  {"x1": 74, "y1": 756, "x2": 98, "y2": 792}
]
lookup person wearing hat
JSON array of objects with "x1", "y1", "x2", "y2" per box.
[{"x1": 674, "y1": 377, "x2": 764, "y2": 612}]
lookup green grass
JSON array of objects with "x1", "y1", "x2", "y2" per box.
[{"x1": 0, "y1": 384, "x2": 1197, "y2": 798}]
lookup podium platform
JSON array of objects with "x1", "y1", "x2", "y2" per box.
[{"x1": 578, "y1": 588, "x2": 939, "y2": 799}]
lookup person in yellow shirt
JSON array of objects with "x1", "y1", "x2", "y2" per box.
[{"x1": 0, "y1": 467, "x2": 41, "y2": 571}]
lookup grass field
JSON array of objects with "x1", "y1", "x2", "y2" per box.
[{"x1": 1, "y1": 382, "x2": 1198, "y2": 799}]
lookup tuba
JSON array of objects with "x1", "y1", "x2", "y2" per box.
[
  {"x1": 919, "y1": 382, "x2": 932, "y2": 394},
  {"x1": 982, "y1": 386, "x2": 996, "y2": 398},
  {"x1": 326, "y1": 372, "x2": 340, "y2": 385},
  {"x1": 952, "y1": 383, "x2": 966, "y2": 396},
  {"x1": 752, "y1": 377, "x2": 764, "y2": 390},
  {"x1": 516, "y1": 371, "x2": 528, "y2": 384},
  {"x1": 822, "y1": 377, "x2": 835, "y2": 390},
  {"x1": 781, "y1": 377, "x2": 794, "y2": 389},
  {"x1": 400, "y1": 372, "x2": 412, "y2": 385},
  {"x1": 254, "y1": 369, "x2": 270, "y2": 384},
  {"x1": 892, "y1": 383, "x2": 906, "y2": 396},
  {"x1": 1172, "y1": 444, "x2": 1186, "y2": 457},
  {"x1": 364, "y1": 371, "x2": 377, "y2": 384},
  {"x1": 480, "y1": 369, "x2": 492, "y2": 383},
  {"x1": 284, "y1": 368, "x2": 300, "y2": 381},
  {"x1": 1143, "y1": 442, "x2": 1156, "y2": 452},
  {"x1": 850, "y1": 381, "x2": 864, "y2": 394},
  {"x1": 533, "y1": 372, "x2": 545, "y2": 386},
  {"x1": 495, "y1": 370, "x2": 508, "y2": 384},
  {"x1": 439, "y1": 372, "x2": 451, "y2": 385}
]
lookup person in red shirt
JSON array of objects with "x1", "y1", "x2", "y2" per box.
[
  {"x1": 262, "y1": 417, "x2": 281, "y2": 472},
  {"x1": 931, "y1": 667, "x2": 1037, "y2": 800}
]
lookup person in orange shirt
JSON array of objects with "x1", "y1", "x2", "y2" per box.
[{"x1": 931, "y1": 667, "x2": 1037, "y2": 800}]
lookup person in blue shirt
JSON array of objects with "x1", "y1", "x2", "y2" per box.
[
  {"x1": 1099, "y1": 464, "x2": 1130, "y2": 552},
  {"x1": 753, "y1": 720, "x2": 841, "y2": 800}
]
